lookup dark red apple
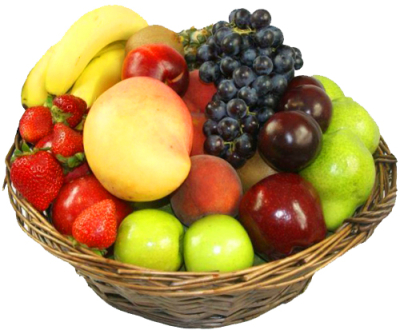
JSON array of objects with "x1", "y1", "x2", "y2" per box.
[
  {"x1": 52, "y1": 175, "x2": 133, "y2": 235},
  {"x1": 258, "y1": 111, "x2": 322, "y2": 172},
  {"x1": 278, "y1": 85, "x2": 333, "y2": 132},
  {"x1": 287, "y1": 75, "x2": 325, "y2": 91},
  {"x1": 122, "y1": 44, "x2": 189, "y2": 96},
  {"x1": 239, "y1": 173, "x2": 327, "y2": 260}
]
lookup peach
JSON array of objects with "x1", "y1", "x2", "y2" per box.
[
  {"x1": 84, "y1": 77, "x2": 193, "y2": 202},
  {"x1": 182, "y1": 70, "x2": 217, "y2": 113},
  {"x1": 190, "y1": 112, "x2": 207, "y2": 156},
  {"x1": 171, "y1": 155, "x2": 243, "y2": 226}
]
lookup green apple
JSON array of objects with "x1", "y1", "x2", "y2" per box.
[
  {"x1": 184, "y1": 215, "x2": 254, "y2": 272},
  {"x1": 313, "y1": 75, "x2": 345, "y2": 101},
  {"x1": 114, "y1": 209, "x2": 184, "y2": 271},
  {"x1": 326, "y1": 97, "x2": 380, "y2": 153},
  {"x1": 300, "y1": 129, "x2": 375, "y2": 231}
]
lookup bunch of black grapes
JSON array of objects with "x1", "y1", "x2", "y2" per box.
[{"x1": 198, "y1": 8, "x2": 304, "y2": 168}]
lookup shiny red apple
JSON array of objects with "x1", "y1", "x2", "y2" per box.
[
  {"x1": 239, "y1": 173, "x2": 327, "y2": 260},
  {"x1": 278, "y1": 85, "x2": 332, "y2": 132},
  {"x1": 122, "y1": 44, "x2": 189, "y2": 96},
  {"x1": 52, "y1": 175, "x2": 133, "y2": 235}
]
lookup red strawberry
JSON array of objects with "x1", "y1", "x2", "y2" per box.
[
  {"x1": 51, "y1": 95, "x2": 87, "y2": 128},
  {"x1": 72, "y1": 199, "x2": 117, "y2": 249},
  {"x1": 63, "y1": 162, "x2": 91, "y2": 183},
  {"x1": 10, "y1": 150, "x2": 64, "y2": 211},
  {"x1": 19, "y1": 106, "x2": 53, "y2": 144},
  {"x1": 35, "y1": 133, "x2": 53, "y2": 150},
  {"x1": 52, "y1": 123, "x2": 84, "y2": 158}
]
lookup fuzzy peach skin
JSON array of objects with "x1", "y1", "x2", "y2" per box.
[
  {"x1": 182, "y1": 70, "x2": 217, "y2": 113},
  {"x1": 171, "y1": 155, "x2": 243, "y2": 226},
  {"x1": 84, "y1": 77, "x2": 193, "y2": 202}
]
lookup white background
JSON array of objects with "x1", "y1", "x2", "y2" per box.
[{"x1": 0, "y1": 1, "x2": 398, "y2": 329}]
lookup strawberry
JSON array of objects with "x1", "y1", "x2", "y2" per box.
[
  {"x1": 51, "y1": 95, "x2": 87, "y2": 128},
  {"x1": 10, "y1": 150, "x2": 64, "y2": 211},
  {"x1": 52, "y1": 123, "x2": 84, "y2": 168},
  {"x1": 63, "y1": 162, "x2": 91, "y2": 184},
  {"x1": 35, "y1": 133, "x2": 53, "y2": 150},
  {"x1": 72, "y1": 199, "x2": 117, "y2": 249},
  {"x1": 19, "y1": 106, "x2": 53, "y2": 144}
]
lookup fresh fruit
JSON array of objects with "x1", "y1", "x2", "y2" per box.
[
  {"x1": 51, "y1": 123, "x2": 84, "y2": 169},
  {"x1": 178, "y1": 26, "x2": 213, "y2": 70},
  {"x1": 19, "y1": 106, "x2": 53, "y2": 144},
  {"x1": 279, "y1": 85, "x2": 332, "y2": 132},
  {"x1": 300, "y1": 130, "x2": 376, "y2": 231},
  {"x1": 21, "y1": 46, "x2": 54, "y2": 108},
  {"x1": 125, "y1": 25, "x2": 184, "y2": 56},
  {"x1": 70, "y1": 45, "x2": 125, "y2": 108},
  {"x1": 239, "y1": 173, "x2": 327, "y2": 259},
  {"x1": 35, "y1": 133, "x2": 53, "y2": 150},
  {"x1": 190, "y1": 113, "x2": 207, "y2": 156},
  {"x1": 51, "y1": 94, "x2": 86, "y2": 128},
  {"x1": 182, "y1": 70, "x2": 217, "y2": 113},
  {"x1": 171, "y1": 155, "x2": 242, "y2": 226},
  {"x1": 287, "y1": 75, "x2": 325, "y2": 91},
  {"x1": 122, "y1": 44, "x2": 189, "y2": 96},
  {"x1": 63, "y1": 162, "x2": 91, "y2": 183},
  {"x1": 313, "y1": 75, "x2": 345, "y2": 101},
  {"x1": 196, "y1": 9, "x2": 305, "y2": 168},
  {"x1": 114, "y1": 209, "x2": 184, "y2": 271},
  {"x1": 72, "y1": 199, "x2": 117, "y2": 250},
  {"x1": 84, "y1": 77, "x2": 193, "y2": 202},
  {"x1": 10, "y1": 150, "x2": 63, "y2": 211},
  {"x1": 236, "y1": 150, "x2": 277, "y2": 193},
  {"x1": 184, "y1": 215, "x2": 254, "y2": 272},
  {"x1": 52, "y1": 174, "x2": 133, "y2": 235},
  {"x1": 258, "y1": 111, "x2": 323, "y2": 172},
  {"x1": 45, "y1": 5, "x2": 148, "y2": 95},
  {"x1": 326, "y1": 97, "x2": 380, "y2": 153}
]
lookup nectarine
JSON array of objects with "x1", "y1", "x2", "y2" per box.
[{"x1": 84, "y1": 77, "x2": 193, "y2": 202}]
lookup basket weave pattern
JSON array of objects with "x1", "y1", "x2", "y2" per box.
[{"x1": 4, "y1": 134, "x2": 397, "y2": 328}]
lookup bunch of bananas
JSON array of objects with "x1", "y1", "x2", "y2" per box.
[{"x1": 21, "y1": 5, "x2": 148, "y2": 109}]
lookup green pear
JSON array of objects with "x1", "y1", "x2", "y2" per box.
[
  {"x1": 300, "y1": 130, "x2": 375, "y2": 231},
  {"x1": 326, "y1": 97, "x2": 380, "y2": 153},
  {"x1": 313, "y1": 75, "x2": 345, "y2": 101}
]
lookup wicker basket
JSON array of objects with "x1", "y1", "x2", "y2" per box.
[{"x1": 4, "y1": 133, "x2": 397, "y2": 329}]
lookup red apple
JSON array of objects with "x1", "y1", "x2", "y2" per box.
[
  {"x1": 183, "y1": 70, "x2": 217, "y2": 113},
  {"x1": 52, "y1": 175, "x2": 133, "y2": 235},
  {"x1": 190, "y1": 112, "x2": 207, "y2": 156},
  {"x1": 239, "y1": 173, "x2": 327, "y2": 260},
  {"x1": 122, "y1": 44, "x2": 189, "y2": 96}
]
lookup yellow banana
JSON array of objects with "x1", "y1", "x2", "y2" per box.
[
  {"x1": 21, "y1": 46, "x2": 55, "y2": 108},
  {"x1": 45, "y1": 5, "x2": 147, "y2": 95},
  {"x1": 95, "y1": 40, "x2": 126, "y2": 58},
  {"x1": 70, "y1": 46, "x2": 125, "y2": 108}
]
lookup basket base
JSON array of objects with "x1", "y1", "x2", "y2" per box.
[{"x1": 81, "y1": 273, "x2": 312, "y2": 328}]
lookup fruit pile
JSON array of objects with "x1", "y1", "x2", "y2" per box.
[{"x1": 10, "y1": 5, "x2": 380, "y2": 272}]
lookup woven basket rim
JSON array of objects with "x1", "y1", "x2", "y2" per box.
[{"x1": 4, "y1": 133, "x2": 397, "y2": 286}]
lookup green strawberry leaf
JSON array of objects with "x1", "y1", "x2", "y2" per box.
[{"x1": 44, "y1": 95, "x2": 55, "y2": 109}]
